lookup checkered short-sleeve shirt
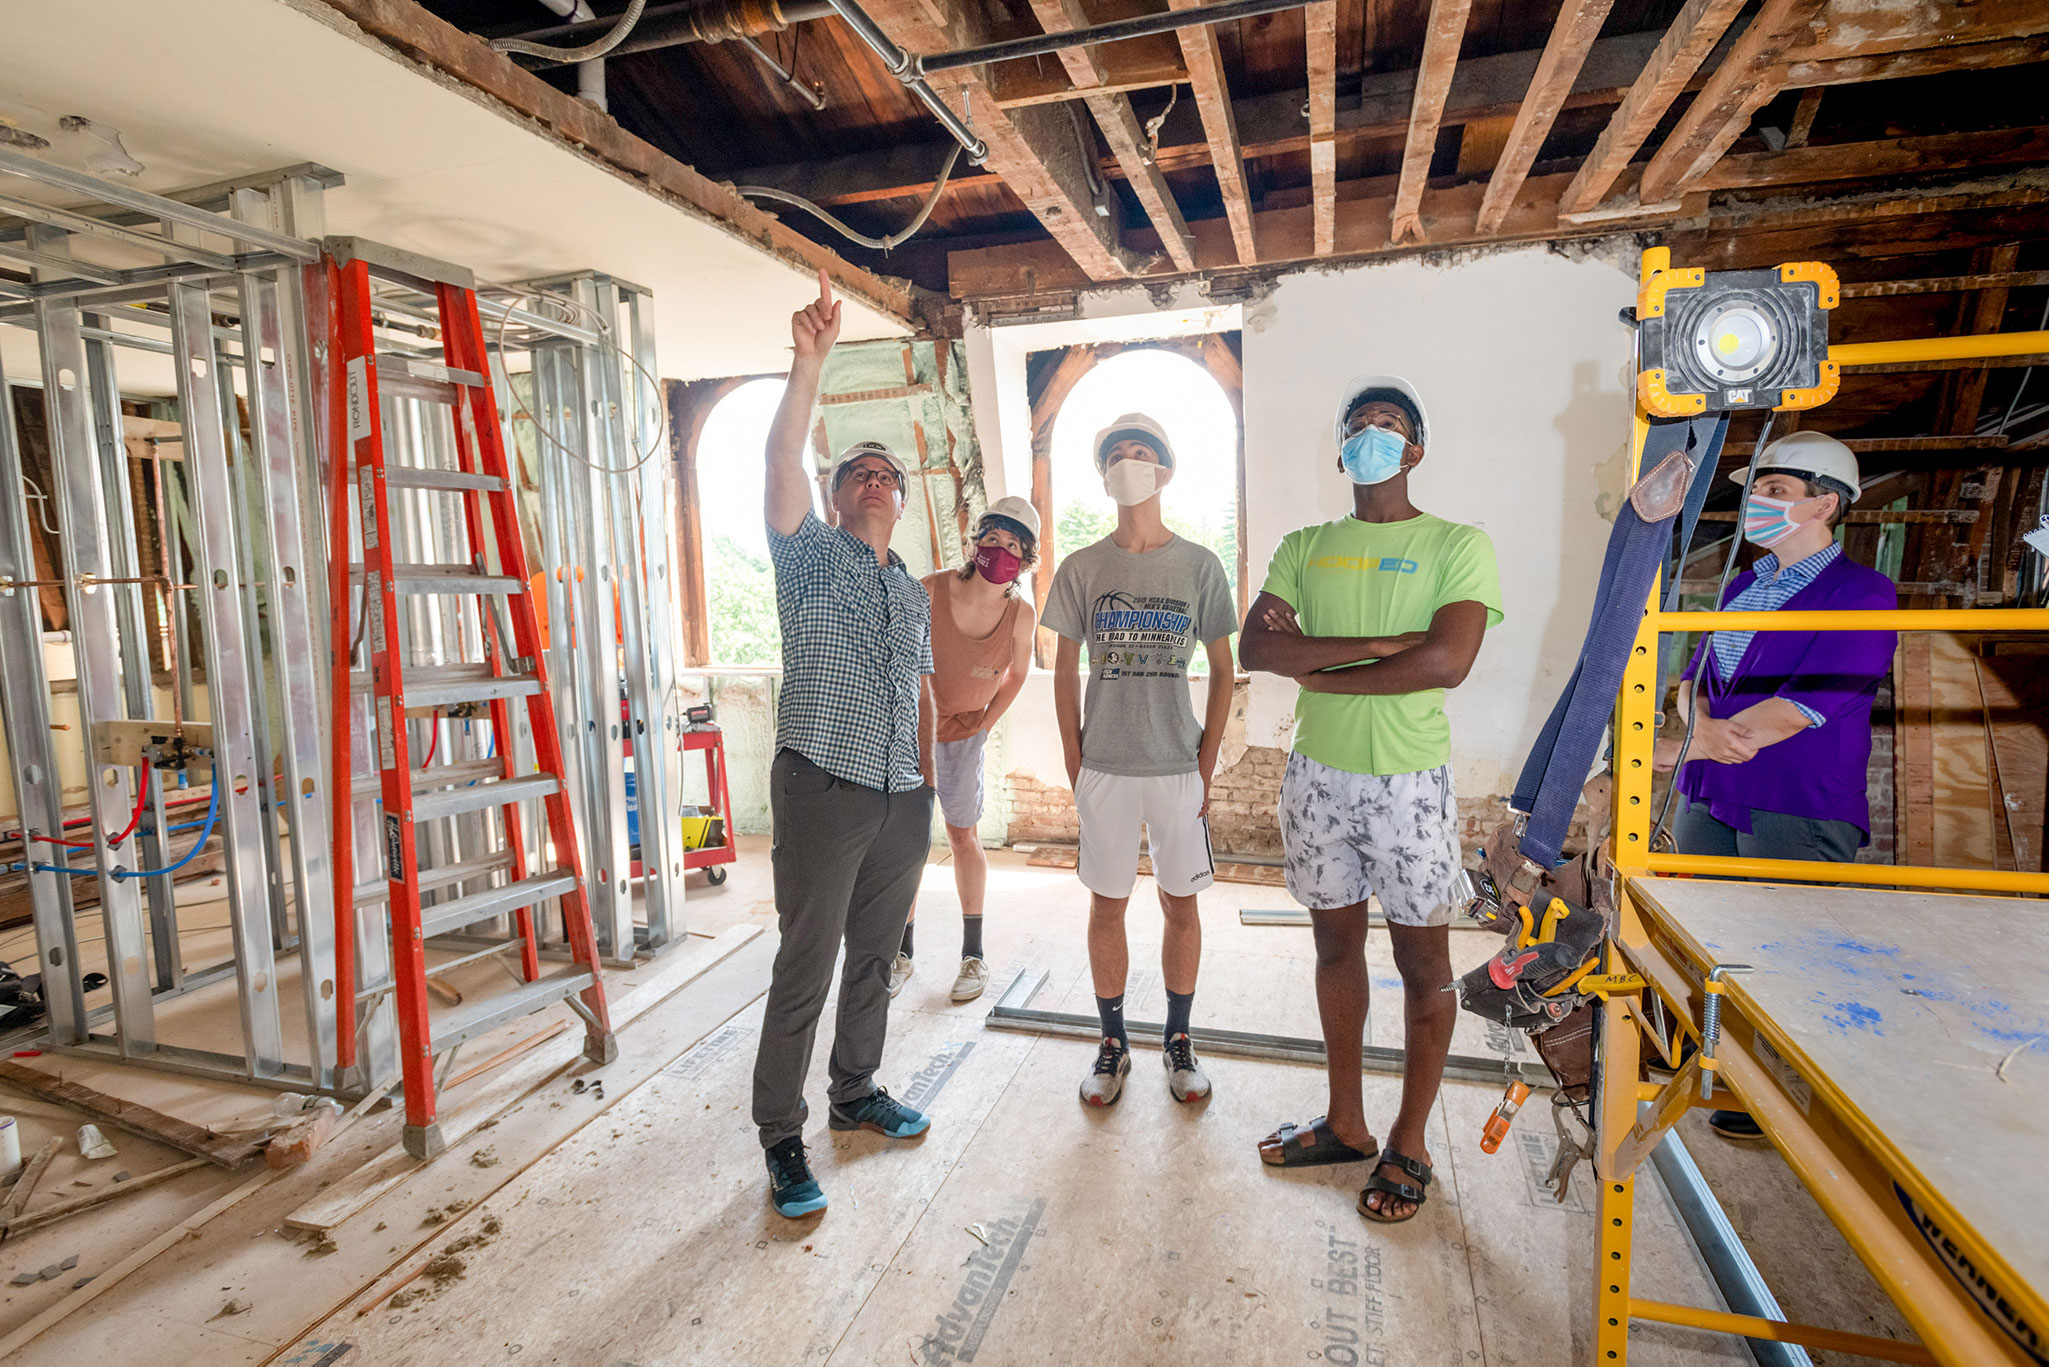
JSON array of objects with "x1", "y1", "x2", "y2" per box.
[{"x1": 768, "y1": 512, "x2": 933, "y2": 793}]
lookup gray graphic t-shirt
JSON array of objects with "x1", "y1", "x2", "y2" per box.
[{"x1": 1043, "y1": 534, "x2": 1237, "y2": 777}]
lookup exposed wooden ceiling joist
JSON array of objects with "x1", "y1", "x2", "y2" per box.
[
  {"x1": 1558, "y1": 0, "x2": 1748, "y2": 216},
  {"x1": 1699, "y1": 126, "x2": 2049, "y2": 192},
  {"x1": 1168, "y1": 0, "x2": 1256, "y2": 265},
  {"x1": 1636, "y1": 0, "x2": 1834, "y2": 205},
  {"x1": 860, "y1": 0, "x2": 1139, "y2": 281},
  {"x1": 1305, "y1": 1, "x2": 1338, "y2": 256},
  {"x1": 1785, "y1": 31, "x2": 2049, "y2": 86},
  {"x1": 1390, "y1": 0, "x2": 1473, "y2": 245},
  {"x1": 1026, "y1": 0, "x2": 1197, "y2": 273},
  {"x1": 1472, "y1": 0, "x2": 1616, "y2": 235}
]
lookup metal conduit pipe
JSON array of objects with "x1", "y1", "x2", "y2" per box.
[
  {"x1": 513, "y1": 0, "x2": 835, "y2": 64},
  {"x1": 921, "y1": 0, "x2": 1316, "y2": 74},
  {"x1": 823, "y1": 0, "x2": 988, "y2": 163}
]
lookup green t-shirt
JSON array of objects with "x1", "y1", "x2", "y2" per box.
[{"x1": 1261, "y1": 512, "x2": 1503, "y2": 777}]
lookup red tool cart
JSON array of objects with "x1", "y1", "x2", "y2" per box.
[{"x1": 681, "y1": 720, "x2": 737, "y2": 886}]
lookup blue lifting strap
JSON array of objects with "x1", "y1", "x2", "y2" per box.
[{"x1": 1510, "y1": 413, "x2": 1727, "y2": 870}]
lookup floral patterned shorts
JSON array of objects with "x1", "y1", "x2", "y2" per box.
[{"x1": 1278, "y1": 752, "x2": 1462, "y2": 926}]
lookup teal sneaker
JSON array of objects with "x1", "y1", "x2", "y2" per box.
[
  {"x1": 828, "y1": 1086, "x2": 931, "y2": 1138},
  {"x1": 765, "y1": 1136, "x2": 828, "y2": 1218}
]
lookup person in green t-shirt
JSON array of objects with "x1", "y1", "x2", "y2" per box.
[{"x1": 1240, "y1": 375, "x2": 1502, "y2": 1226}]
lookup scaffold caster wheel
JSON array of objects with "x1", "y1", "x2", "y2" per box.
[{"x1": 705, "y1": 866, "x2": 727, "y2": 886}]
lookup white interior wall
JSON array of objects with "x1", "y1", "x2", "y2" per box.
[
  {"x1": 0, "y1": 0, "x2": 906, "y2": 389},
  {"x1": 965, "y1": 246, "x2": 1639, "y2": 806}
]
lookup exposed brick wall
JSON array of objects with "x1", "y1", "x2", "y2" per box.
[
  {"x1": 1001, "y1": 745, "x2": 1289, "y2": 855},
  {"x1": 1864, "y1": 675, "x2": 1896, "y2": 864}
]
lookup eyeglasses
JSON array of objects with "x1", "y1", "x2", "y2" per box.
[{"x1": 843, "y1": 464, "x2": 903, "y2": 491}]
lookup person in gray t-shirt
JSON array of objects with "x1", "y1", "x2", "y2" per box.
[{"x1": 1043, "y1": 412, "x2": 1237, "y2": 1110}]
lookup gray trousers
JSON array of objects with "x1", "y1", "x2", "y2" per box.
[
  {"x1": 753, "y1": 749, "x2": 934, "y2": 1149},
  {"x1": 1675, "y1": 800, "x2": 1864, "y2": 866}
]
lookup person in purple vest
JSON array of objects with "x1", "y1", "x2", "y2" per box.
[{"x1": 1656, "y1": 430, "x2": 1896, "y2": 1141}]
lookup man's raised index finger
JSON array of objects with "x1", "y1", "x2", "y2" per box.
[{"x1": 817, "y1": 265, "x2": 834, "y2": 305}]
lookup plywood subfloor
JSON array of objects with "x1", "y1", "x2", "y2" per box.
[{"x1": 284, "y1": 858, "x2": 1745, "y2": 1366}]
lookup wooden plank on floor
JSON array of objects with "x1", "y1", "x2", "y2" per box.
[
  {"x1": 282, "y1": 925, "x2": 761, "y2": 1232},
  {"x1": 0, "y1": 1061, "x2": 265, "y2": 1170},
  {"x1": 294, "y1": 1002, "x2": 1038, "y2": 1363}
]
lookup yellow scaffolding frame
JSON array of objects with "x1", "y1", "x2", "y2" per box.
[{"x1": 1591, "y1": 247, "x2": 2049, "y2": 1365}]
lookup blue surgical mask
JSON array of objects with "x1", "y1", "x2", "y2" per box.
[{"x1": 1341, "y1": 425, "x2": 1407, "y2": 485}]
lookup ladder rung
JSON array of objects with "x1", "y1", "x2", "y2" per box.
[
  {"x1": 351, "y1": 665, "x2": 543, "y2": 710},
  {"x1": 354, "y1": 850, "x2": 518, "y2": 906},
  {"x1": 431, "y1": 966, "x2": 594, "y2": 1056},
  {"x1": 420, "y1": 869, "x2": 576, "y2": 940},
  {"x1": 383, "y1": 466, "x2": 509, "y2": 495},
  {"x1": 412, "y1": 773, "x2": 560, "y2": 824},
  {"x1": 354, "y1": 756, "x2": 506, "y2": 794},
  {"x1": 351, "y1": 563, "x2": 523, "y2": 596}
]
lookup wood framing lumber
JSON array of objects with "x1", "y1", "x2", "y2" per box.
[
  {"x1": 1474, "y1": 0, "x2": 1616, "y2": 234},
  {"x1": 1558, "y1": 0, "x2": 1747, "y2": 214},
  {"x1": 1390, "y1": 0, "x2": 1473, "y2": 244},
  {"x1": 1785, "y1": 0, "x2": 2049, "y2": 63},
  {"x1": 299, "y1": 0, "x2": 918, "y2": 326},
  {"x1": 0, "y1": 1138, "x2": 61, "y2": 1238},
  {"x1": 7, "y1": 1157, "x2": 209, "y2": 1235},
  {"x1": 1305, "y1": 1, "x2": 1338, "y2": 254},
  {"x1": 1637, "y1": 0, "x2": 1831, "y2": 204},
  {"x1": 1786, "y1": 32, "x2": 2049, "y2": 87},
  {"x1": 1701, "y1": 125, "x2": 2049, "y2": 191},
  {"x1": 0, "y1": 1059, "x2": 266, "y2": 1169},
  {"x1": 1026, "y1": 0, "x2": 1197, "y2": 272},
  {"x1": 1170, "y1": 0, "x2": 1257, "y2": 263},
  {"x1": 861, "y1": 0, "x2": 1138, "y2": 280}
]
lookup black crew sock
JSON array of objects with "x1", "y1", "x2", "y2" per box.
[
  {"x1": 1096, "y1": 994, "x2": 1128, "y2": 1050},
  {"x1": 1164, "y1": 989, "x2": 1194, "y2": 1042},
  {"x1": 899, "y1": 921, "x2": 915, "y2": 960},
  {"x1": 961, "y1": 915, "x2": 984, "y2": 960}
]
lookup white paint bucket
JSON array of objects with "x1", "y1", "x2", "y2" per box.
[{"x1": 0, "y1": 1116, "x2": 19, "y2": 1176}]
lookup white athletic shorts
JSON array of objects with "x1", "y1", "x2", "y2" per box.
[
  {"x1": 1073, "y1": 768, "x2": 1216, "y2": 899},
  {"x1": 1278, "y1": 752, "x2": 1462, "y2": 926}
]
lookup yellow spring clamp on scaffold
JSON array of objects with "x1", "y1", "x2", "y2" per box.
[{"x1": 1697, "y1": 964, "x2": 1753, "y2": 1101}]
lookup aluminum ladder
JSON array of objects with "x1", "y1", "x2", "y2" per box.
[{"x1": 322, "y1": 239, "x2": 616, "y2": 1160}]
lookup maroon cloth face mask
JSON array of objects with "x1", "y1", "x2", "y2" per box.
[{"x1": 973, "y1": 544, "x2": 1022, "y2": 584}]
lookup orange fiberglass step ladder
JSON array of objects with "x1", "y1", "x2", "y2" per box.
[{"x1": 322, "y1": 238, "x2": 615, "y2": 1160}]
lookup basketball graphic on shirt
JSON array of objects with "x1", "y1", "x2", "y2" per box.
[{"x1": 1089, "y1": 590, "x2": 1195, "y2": 681}]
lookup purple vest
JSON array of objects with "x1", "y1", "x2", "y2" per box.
[{"x1": 1679, "y1": 555, "x2": 1898, "y2": 837}]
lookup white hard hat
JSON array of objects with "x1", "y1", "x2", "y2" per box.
[
  {"x1": 830, "y1": 439, "x2": 908, "y2": 490},
  {"x1": 978, "y1": 495, "x2": 1041, "y2": 543},
  {"x1": 1093, "y1": 412, "x2": 1174, "y2": 471},
  {"x1": 1728, "y1": 430, "x2": 1861, "y2": 501},
  {"x1": 1336, "y1": 374, "x2": 1430, "y2": 448}
]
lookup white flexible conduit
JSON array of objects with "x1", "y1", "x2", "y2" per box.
[
  {"x1": 494, "y1": 0, "x2": 649, "y2": 61},
  {"x1": 737, "y1": 143, "x2": 962, "y2": 251}
]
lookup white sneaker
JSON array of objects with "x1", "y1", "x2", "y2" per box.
[
  {"x1": 950, "y1": 956, "x2": 989, "y2": 1002},
  {"x1": 1078, "y1": 1038, "x2": 1131, "y2": 1106},
  {"x1": 1164, "y1": 1033, "x2": 1211, "y2": 1102},
  {"x1": 887, "y1": 953, "x2": 914, "y2": 999}
]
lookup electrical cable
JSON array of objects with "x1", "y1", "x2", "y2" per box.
[
  {"x1": 487, "y1": 287, "x2": 668, "y2": 476},
  {"x1": 1649, "y1": 412, "x2": 1776, "y2": 852},
  {"x1": 737, "y1": 143, "x2": 962, "y2": 253},
  {"x1": 490, "y1": 0, "x2": 647, "y2": 60},
  {"x1": 1994, "y1": 292, "x2": 2049, "y2": 436}
]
